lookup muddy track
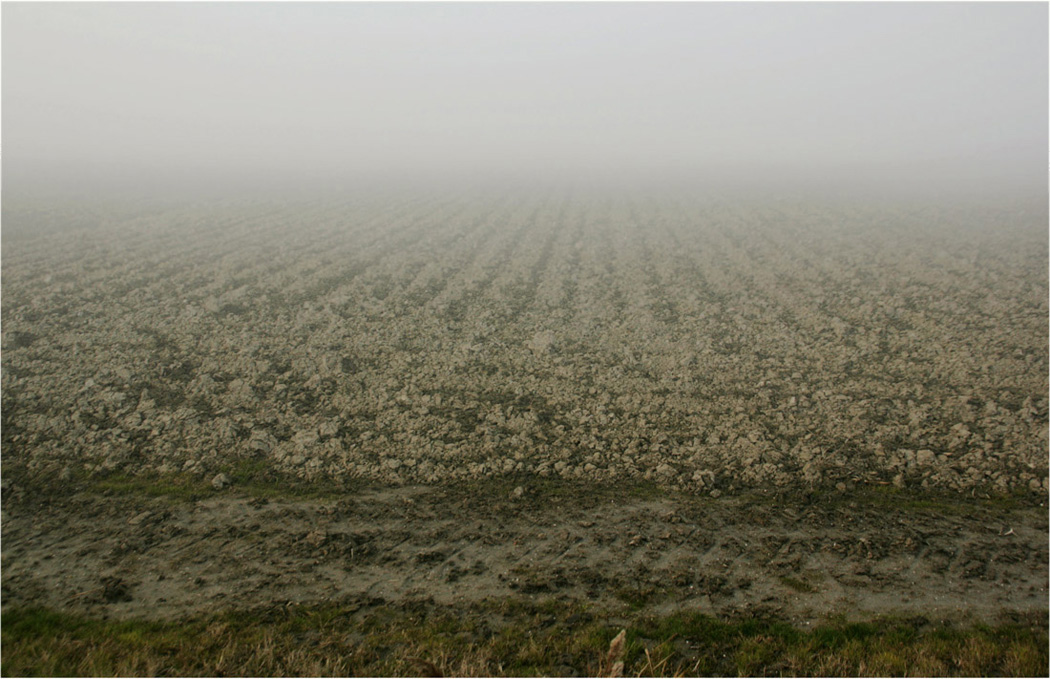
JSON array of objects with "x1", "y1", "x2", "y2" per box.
[{"x1": 2, "y1": 485, "x2": 1045, "y2": 625}]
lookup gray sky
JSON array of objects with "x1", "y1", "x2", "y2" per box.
[{"x1": 3, "y1": 2, "x2": 1046, "y2": 197}]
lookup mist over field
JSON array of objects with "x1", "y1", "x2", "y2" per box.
[
  {"x1": 3, "y1": 2, "x2": 1047, "y2": 203},
  {"x1": 3, "y1": 4, "x2": 1049, "y2": 672}
]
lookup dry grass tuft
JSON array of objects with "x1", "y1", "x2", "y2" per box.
[
  {"x1": 637, "y1": 646, "x2": 674, "y2": 677},
  {"x1": 3, "y1": 605, "x2": 1046, "y2": 677},
  {"x1": 405, "y1": 656, "x2": 444, "y2": 677},
  {"x1": 600, "y1": 628, "x2": 627, "y2": 677}
]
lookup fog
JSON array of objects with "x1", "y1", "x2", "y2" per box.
[
  {"x1": 4, "y1": 5, "x2": 1050, "y2": 652},
  {"x1": 3, "y1": 2, "x2": 1047, "y2": 201}
]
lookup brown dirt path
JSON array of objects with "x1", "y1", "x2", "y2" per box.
[{"x1": 3, "y1": 482, "x2": 1046, "y2": 627}]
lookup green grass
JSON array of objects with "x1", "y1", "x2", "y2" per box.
[
  {"x1": 83, "y1": 468, "x2": 663, "y2": 508},
  {"x1": 779, "y1": 575, "x2": 817, "y2": 593},
  {"x1": 6, "y1": 435, "x2": 1044, "y2": 513},
  {"x1": 856, "y1": 485, "x2": 1038, "y2": 516},
  {"x1": 34, "y1": 461, "x2": 364, "y2": 504},
  {"x1": 3, "y1": 603, "x2": 1046, "y2": 677},
  {"x1": 89, "y1": 472, "x2": 212, "y2": 501},
  {"x1": 451, "y1": 474, "x2": 669, "y2": 506},
  {"x1": 776, "y1": 483, "x2": 1043, "y2": 522},
  {"x1": 613, "y1": 585, "x2": 670, "y2": 611},
  {"x1": 5, "y1": 463, "x2": 673, "y2": 508},
  {"x1": 5, "y1": 463, "x2": 1042, "y2": 525}
]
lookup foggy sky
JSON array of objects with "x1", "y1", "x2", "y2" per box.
[{"x1": 3, "y1": 2, "x2": 1047, "y2": 199}]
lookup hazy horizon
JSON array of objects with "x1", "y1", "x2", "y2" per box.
[{"x1": 3, "y1": 2, "x2": 1047, "y2": 202}]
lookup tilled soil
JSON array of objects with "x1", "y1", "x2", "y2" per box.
[
  {"x1": 3, "y1": 196, "x2": 1047, "y2": 496},
  {"x1": 2, "y1": 482, "x2": 1046, "y2": 626}
]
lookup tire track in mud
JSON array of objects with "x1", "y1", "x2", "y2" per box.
[{"x1": 5, "y1": 487, "x2": 1045, "y2": 624}]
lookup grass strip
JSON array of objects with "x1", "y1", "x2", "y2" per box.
[
  {"x1": 8, "y1": 464, "x2": 1040, "y2": 518},
  {"x1": 3, "y1": 602, "x2": 1046, "y2": 677}
]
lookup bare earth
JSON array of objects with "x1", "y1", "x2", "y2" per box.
[
  {"x1": 2, "y1": 482, "x2": 1046, "y2": 626},
  {"x1": 2, "y1": 193, "x2": 1047, "y2": 629}
]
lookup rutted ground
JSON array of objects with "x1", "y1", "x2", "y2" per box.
[
  {"x1": 2, "y1": 191, "x2": 1047, "y2": 634},
  {"x1": 1, "y1": 481, "x2": 1047, "y2": 626}
]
